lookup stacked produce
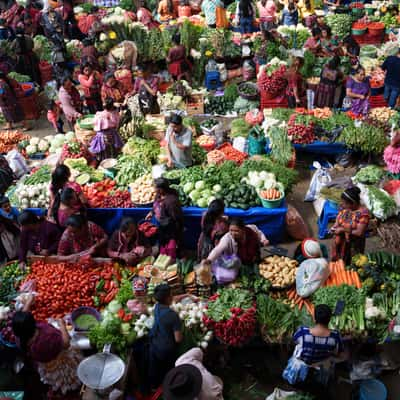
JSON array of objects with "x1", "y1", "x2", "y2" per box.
[
  {"x1": 287, "y1": 113, "x2": 315, "y2": 144},
  {"x1": 204, "y1": 288, "x2": 257, "y2": 347},
  {"x1": 129, "y1": 174, "x2": 156, "y2": 205},
  {"x1": 258, "y1": 63, "x2": 287, "y2": 98},
  {"x1": 0, "y1": 130, "x2": 30, "y2": 154},
  {"x1": 9, "y1": 181, "x2": 49, "y2": 209},
  {"x1": 258, "y1": 256, "x2": 297, "y2": 288}
]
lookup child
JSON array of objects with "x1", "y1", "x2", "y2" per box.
[
  {"x1": 89, "y1": 97, "x2": 124, "y2": 162},
  {"x1": 282, "y1": 0, "x2": 299, "y2": 26},
  {"x1": 0, "y1": 195, "x2": 19, "y2": 223},
  {"x1": 47, "y1": 100, "x2": 64, "y2": 134}
]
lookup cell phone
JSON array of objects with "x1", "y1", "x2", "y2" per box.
[{"x1": 334, "y1": 300, "x2": 345, "y2": 316}]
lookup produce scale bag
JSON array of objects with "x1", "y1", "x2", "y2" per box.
[{"x1": 296, "y1": 258, "x2": 330, "y2": 298}]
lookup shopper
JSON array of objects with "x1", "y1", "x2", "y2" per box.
[
  {"x1": 12, "y1": 26, "x2": 41, "y2": 85},
  {"x1": 381, "y1": 48, "x2": 400, "y2": 109},
  {"x1": 172, "y1": 347, "x2": 224, "y2": 400},
  {"x1": 163, "y1": 364, "x2": 203, "y2": 400},
  {"x1": 257, "y1": 0, "x2": 276, "y2": 31},
  {"x1": 89, "y1": 97, "x2": 124, "y2": 161},
  {"x1": 167, "y1": 33, "x2": 192, "y2": 82},
  {"x1": 207, "y1": 218, "x2": 269, "y2": 265},
  {"x1": 58, "y1": 76, "x2": 83, "y2": 128},
  {"x1": 298, "y1": 0, "x2": 315, "y2": 27},
  {"x1": 237, "y1": 0, "x2": 256, "y2": 34},
  {"x1": 0, "y1": 214, "x2": 19, "y2": 263},
  {"x1": 346, "y1": 66, "x2": 370, "y2": 116},
  {"x1": 201, "y1": 0, "x2": 223, "y2": 28},
  {"x1": 315, "y1": 55, "x2": 342, "y2": 108},
  {"x1": 320, "y1": 26, "x2": 338, "y2": 56},
  {"x1": 147, "y1": 177, "x2": 184, "y2": 260},
  {"x1": 0, "y1": 71, "x2": 28, "y2": 131},
  {"x1": 49, "y1": 164, "x2": 87, "y2": 214},
  {"x1": 282, "y1": 0, "x2": 298, "y2": 26},
  {"x1": 286, "y1": 56, "x2": 306, "y2": 108},
  {"x1": 283, "y1": 304, "x2": 343, "y2": 398},
  {"x1": 57, "y1": 214, "x2": 107, "y2": 260},
  {"x1": 165, "y1": 114, "x2": 194, "y2": 169},
  {"x1": 304, "y1": 27, "x2": 321, "y2": 54},
  {"x1": 149, "y1": 284, "x2": 183, "y2": 388},
  {"x1": 133, "y1": 65, "x2": 160, "y2": 115},
  {"x1": 107, "y1": 217, "x2": 152, "y2": 264},
  {"x1": 60, "y1": 0, "x2": 82, "y2": 40},
  {"x1": 101, "y1": 72, "x2": 126, "y2": 106},
  {"x1": 51, "y1": 187, "x2": 86, "y2": 229},
  {"x1": 197, "y1": 199, "x2": 229, "y2": 261},
  {"x1": 78, "y1": 62, "x2": 103, "y2": 113},
  {"x1": 331, "y1": 187, "x2": 370, "y2": 264},
  {"x1": 18, "y1": 211, "x2": 61, "y2": 266},
  {"x1": 12, "y1": 307, "x2": 82, "y2": 396}
]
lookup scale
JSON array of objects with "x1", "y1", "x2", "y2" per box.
[{"x1": 78, "y1": 344, "x2": 125, "y2": 399}]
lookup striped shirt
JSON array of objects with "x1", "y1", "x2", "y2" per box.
[
  {"x1": 201, "y1": 0, "x2": 223, "y2": 25},
  {"x1": 293, "y1": 326, "x2": 343, "y2": 365}
]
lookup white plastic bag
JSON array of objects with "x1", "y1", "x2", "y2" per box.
[
  {"x1": 266, "y1": 388, "x2": 296, "y2": 400},
  {"x1": 304, "y1": 162, "x2": 332, "y2": 202},
  {"x1": 296, "y1": 258, "x2": 330, "y2": 298},
  {"x1": 6, "y1": 149, "x2": 29, "y2": 178},
  {"x1": 217, "y1": 63, "x2": 228, "y2": 82},
  {"x1": 232, "y1": 137, "x2": 248, "y2": 153}
]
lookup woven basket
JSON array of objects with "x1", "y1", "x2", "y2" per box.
[
  {"x1": 75, "y1": 124, "x2": 95, "y2": 146},
  {"x1": 238, "y1": 82, "x2": 259, "y2": 101}
]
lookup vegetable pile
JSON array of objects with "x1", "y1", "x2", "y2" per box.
[
  {"x1": 259, "y1": 256, "x2": 298, "y2": 288},
  {"x1": 287, "y1": 113, "x2": 315, "y2": 144}
]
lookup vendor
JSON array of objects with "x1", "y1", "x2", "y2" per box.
[
  {"x1": 58, "y1": 76, "x2": 83, "y2": 128},
  {"x1": 167, "y1": 33, "x2": 192, "y2": 82},
  {"x1": 381, "y1": 47, "x2": 400, "y2": 109},
  {"x1": 206, "y1": 218, "x2": 269, "y2": 266},
  {"x1": 149, "y1": 284, "x2": 183, "y2": 388},
  {"x1": 101, "y1": 72, "x2": 126, "y2": 107},
  {"x1": 197, "y1": 199, "x2": 229, "y2": 261},
  {"x1": 283, "y1": 304, "x2": 343, "y2": 397},
  {"x1": 57, "y1": 214, "x2": 108, "y2": 260},
  {"x1": 165, "y1": 114, "x2": 193, "y2": 169},
  {"x1": 137, "y1": 0, "x2": 160, "y2": 29},
  {"x1": 89, "y1": 97, "x2": 124, "y2": 161},
  {"x1": 0, "y1": 195, "x2": 19, "y2": 223},
  {"x1": 18, "y1": 210, "x2": 61, "y2": 267},
  {"x1": 107, "y1": 217, "x2": 152, "y2": 264},
  {"x1": 51, "y1": 187, "x2": 86, "y2": 229},
  {"x1": 133, "y1": 65, "x2": 160, "y2": 115},
  {"x1": 147, "y1": 178, "x2": 184, "y2": 260},
  {"x1": 315, "y1": 56, "x2": 342, "y2": 108},
  {"x1": 81, "y1": 38, "x2": 101, "y2": 71},
  {"x1": 346, "y1": 66, "x2": 370, "y2": 117},
  {"x1": 78, "y1": 62, "x2": 103, "y2": 114},
  {"x1": 320, "y1": 26, "x2": 339, "y2": 56},
  {"x1": 158, "y1": 0, "x2": 177, "y2": 22},
  {"x1": 294, "y1": 238, "x2": 328, "y2": 263},
  {"x1": 286, "y1": 56, "x2": 306, "y2": 108},
  {"x1": 342, "y1": 36, "x2": 360, "y2": 69},
  {"x1": 170, "y1": 347, "x2": 224, "y2": 399},
  {"x1": 12, "y1": 300, "x2": 82, "y2": 396},
  {"x1": 331, "y1": 187, "x2": 370, "y2": 264},
  {"x1": 49, "y1": 164, "x2": 87, "y2": 216}
]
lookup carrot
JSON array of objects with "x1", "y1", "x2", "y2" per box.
[{"x1": 353, "y1": 271, "x2": 362, "y2": 289}]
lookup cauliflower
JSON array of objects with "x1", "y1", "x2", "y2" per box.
[
  {"x1": 29, "y1": 137, "x2": 40, "y2": 146},
  {"x1": 26, "y1": 144, "x2": 37, "y2": 155},
  {"x1": 38, "y1": 139, "x2": 49, "y2": 152}
]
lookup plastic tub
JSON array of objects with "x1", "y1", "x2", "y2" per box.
[
  {"x1": 359, "y1": 379, "x2": 387, "y2": 400},
  {"x1": 71, "y1": 306, "x2": 101, "y2": 332},
  {"x1": 259, "y1": 192, "x2": 284, "y2": 209}
]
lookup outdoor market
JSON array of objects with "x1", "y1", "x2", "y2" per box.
[{"x1": 2, "y1": 0, "x2": 400, "y2": 398}]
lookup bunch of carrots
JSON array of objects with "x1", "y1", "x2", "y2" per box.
[
  {"x1": 286, "y1": 288, "x2": 315, "y2": 316},
  {"x1": 325, "y1": 260, "x2": 362, "y2": 288}
]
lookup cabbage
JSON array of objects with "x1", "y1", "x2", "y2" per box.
[
  {"x1": 183, "y1": 182, "x2": 194, "y2": 194},
  {"x1": 29, "y1": 137, "x2": 40, "y2": 146},
  {"x1": 197, "y1": 198, "x2": 208, "y2": 208},
  {"x1": 189, "y1": 190, "x2": 201, "y2": 201},
  {"x1": 38, "y1": 139, "x2": 49, "y2": 152},
  {"x1": 26, "y1": 144, "x2": 37, "y2": 155},
  {"x1": 195, "y1": 181, "x2": 205, "y2": 190},
  {"x1": 108, "y1": 300, "x2": 122, "y2": 313}
]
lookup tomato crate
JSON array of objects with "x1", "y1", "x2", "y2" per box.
[{"x1": 186, "y1": 94, "x2": 204, "y2": 115}]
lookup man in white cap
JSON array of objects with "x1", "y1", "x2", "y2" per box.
[{"x1": 294, "y1": 238, "x2": 328, "y2": 263}]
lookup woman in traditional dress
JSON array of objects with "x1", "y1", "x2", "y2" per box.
[{"x1": 315, "y1": 56, "x2": 342, "y2": 108}]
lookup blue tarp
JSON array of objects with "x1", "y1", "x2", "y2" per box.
[
  {"x1": 28, "y1": 206, "x2": 287, "y2": 249},
  {"x1": 294, "y1": 141, "x2": 348, "y2": 155}
]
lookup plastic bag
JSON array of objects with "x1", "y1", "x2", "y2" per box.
[
  {"x1": 217, "y1": 63, "x2": 228, "y2": 82},
  {"x1": 285, "y1": 205, "x2": 310, "y2": 240},
  {"x1": 296, "y1": 258, "x2": 329, "y2": 298},
  {"x1": 0, "y1": 392, "x2": 24, "y2": 400},
  {"x1": 304, "y1": 162, "x2": 332, "y2": 202},
  {"x1": 265, "y1": 388, "x2": 296, "y2": 400},
  {"x1": 232, "y1": 137, "x2": 248, "y2": 153},
  {"x1": 6, "y1": 150, "x2": 29, "y2": 178},
  {"x1": 282, "y1": 355, "x2": 309, "y2": 385},
  {"x1": 212, "y1": 255, "x2": 241, "y2": 284}
]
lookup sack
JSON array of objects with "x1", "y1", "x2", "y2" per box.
[
  {"x1": 265, "y1": 388, "x2": 297, "y2": 400},
  {"x1": 282, "y1": 356, "x2": 309, "y2": 385},
  {"x1": 304, "y1": 162, "x2": 332, "y2": 202},
  {"x1": 285, "y1": 205, "x2": 310, "y2": 240},
  {"x1": 296, "y1": 258, "x2": 329, "y2": 298},
  {"x1": 212, "y1": 254, "x2": 241, "y2": 284},
  {"x1": 216, "y1": 6, "x2": 229, "y2": 28},
  {"x1": 6, "y1": 150, "x2": 29, "y2": 179}
]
